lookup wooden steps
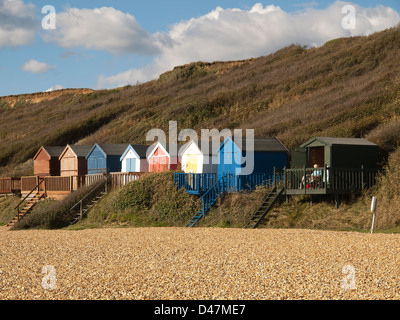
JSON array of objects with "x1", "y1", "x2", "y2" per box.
[
  {"x1": 7, "y1": 193, "x2": 45, "y2": 227},
  {"x1": 245, "y1": 186, "x2": 284, "y2": 229},
  {"x1": 70, "y1": 192, "x2": 107, "y2": 225},
  {"x1": 69, "y1": 176, "x2": 111, "y2": 226}
]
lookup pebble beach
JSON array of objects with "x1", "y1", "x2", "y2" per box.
[{"x1": 0, "y1": 226, "x2": 399, "y2": 300}]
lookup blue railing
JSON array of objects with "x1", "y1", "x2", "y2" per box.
[
  {"x1": 174, "y1": 173, "x2": 217, "y2": 195},
  {"x1": 185, "y1": 171, "x2": 284, "y2": 227},
  {"x1": 175, "y1": 171, "x2": 284, "y2": 195}
]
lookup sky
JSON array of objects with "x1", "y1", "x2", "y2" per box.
[{"x1": 0, "y1": 0, "x2": 399, "y2": 96}]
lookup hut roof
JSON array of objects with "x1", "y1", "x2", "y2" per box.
[
  {"x1": 300, "y1": 137, "x2": 378, "y2": 147},
  {"x1": 219, "y1": 137, "x2": 288, "y2": 153},
  {"x1": 120, "y1": 144, "x2": 154, "y2": 160},
  {"x1": 181, "y1": 140, "x2": 221, "y2": 156},
  {"x1": 59, "y1": 145, "x2": 93, "y2": 159},
  {"x1": 34, "y1": 146, "x2": 65, "y2": 160},
  {"x1": 147, "y1": 142, "x2": 185, "y2": 159},
  {"x1": 95, "y1": 143, "x2": 130, "y2": 156}
]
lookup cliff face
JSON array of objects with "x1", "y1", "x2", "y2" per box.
[{"x1": 0, "y1": 88, "x2": 94, "y2": 107}]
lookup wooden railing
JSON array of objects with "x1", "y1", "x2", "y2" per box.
[
  {"x1": 110, "y1": 172, "x2": 146, "y2": 189},
  {"x1": 18, "y1": 172, "x2": 145, "y2": 195},
  {"x1": 284, "y1": 166, "x2": 377, "y2": 195},
  {"x1": 69, "y1": 175, "x2": 112, "y2": 223},
  {"x1": 0, "y1": 177, "x2": 21, "y2": 194},
  {"x1": 14, "y1": 178, "x2": 45, "y2": 222}
]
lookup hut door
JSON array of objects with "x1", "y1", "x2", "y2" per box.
[
  {"x1": 308, "y1": 147, "x2": 325, "y2": 168},
  {"x1": 186, "y1": 155, "x2": 198, "y2": 173},
  {"x1": 127, "y1": 158, "x2": 136, "y2": 172}
]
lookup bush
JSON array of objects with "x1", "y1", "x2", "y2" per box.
[
  {"x1": 11, "y1": 180, "x2": 105, "y2": 230},
  {"x1": 88, "y1": 172, "x2": 200, "y2": 227}
]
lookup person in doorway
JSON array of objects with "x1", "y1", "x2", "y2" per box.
[{"x1": 311, "y1": 164, "x2": 322, "y2": 187}]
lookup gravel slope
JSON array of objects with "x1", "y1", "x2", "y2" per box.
[{"x1": 0, "y1": 226, "x2": 399, "y2": 300}]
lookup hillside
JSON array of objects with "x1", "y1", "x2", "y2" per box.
[
  {"x1": 1, "y1": 26, "x2": 400, "y2": 230},
  {"x1": 1, "y1": 27, "x2": 400, "y2": 176},
  {"x1": 0, "y1": 88, "x2": 94, "y2": 108}
]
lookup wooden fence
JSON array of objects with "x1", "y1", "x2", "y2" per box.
[
  {"x1": 0, "y1": 177, "x2": 21, "y2": 194},
  {"x1": 18, "y1": 172, "x2": 146, "y2": 195},
  {"x1": 110, "y1": 172, "x2": 145, "y2": 189}
]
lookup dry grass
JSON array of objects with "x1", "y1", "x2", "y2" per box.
[{"x1": 1, "y1": 27, "x2": 400, "y2": 174}]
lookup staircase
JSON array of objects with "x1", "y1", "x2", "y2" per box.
[
  {"x1": 186, "y1": 176, "x2": 228, "y2": 227},
  {"x1": 69, "y1": 176, "x2": 111, "y2": 225},
  {"x1": 8, "y1": 178, "x2": 46, "y2": 228},
  {"x1": 245, "y1": 186, "x2": 285, "y2": 229}
]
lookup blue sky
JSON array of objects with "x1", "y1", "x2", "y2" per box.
[{"x1": 1, "y1": 0, "x2": 399, "y2": 96}]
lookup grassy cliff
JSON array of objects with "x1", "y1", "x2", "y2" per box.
[{"x1": 1, "y1": 26, "x2": 400, "y2": 231}]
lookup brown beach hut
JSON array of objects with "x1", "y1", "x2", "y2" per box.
[
  {"x1": 59, "y1": 144, "x2": 92, "y2": 176},
  {"x1": 33, "y1": 146, "x2": 65, "y2": 177}
]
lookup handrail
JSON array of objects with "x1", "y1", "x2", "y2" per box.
[
  {"x1": 14, "y1": 177, "x2": 45, "y2": 222},
  {"x1": 14, "y1": 178, "x2": 44, "y2": 210},
  {"x1": 69, "y1": 175, "x2": 111, "y2": 213}
]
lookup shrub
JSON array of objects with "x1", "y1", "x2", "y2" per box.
[
  {"x1": 88, "y1": 172, "x2": 200, "y2": 226},
  {"x1": 11, "y1": 180, "x2": 105, "y2": 230}
]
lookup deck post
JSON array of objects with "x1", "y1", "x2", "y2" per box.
[
  {"x1": 283, "y1": 166, "x2": 287, "y2": 194},
  {"x1": 273, "y1": 167, "x2": 276, "y2": 188},
  {"x1": 361, "y1": 165, "x2": 364, "y2": 190},
  {"x1": 335, "y1": 194, "x2": 340, "y2": 209}
]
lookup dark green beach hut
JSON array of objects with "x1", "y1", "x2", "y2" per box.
[{"x1": 291, "y1": 137, "x2": 379, "y2": 169}]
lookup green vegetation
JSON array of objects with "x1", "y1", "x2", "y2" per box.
[
  {"x1": 77, "y1": 172, "x2": 199, "y2": 228},
  {"x1": 0, "y1": 196, "x2": 20, "y2": 225},
  {"x1": 11, "y1": 180, "x2": 105, "y2": 230},
  {"x1": 1, "y1": 26, "x2": 400, "y2": 231}
]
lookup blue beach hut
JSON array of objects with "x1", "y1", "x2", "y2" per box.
[
  {"x1": 86, "y1": 143, "x2": 129, "y2": 174},
  {"x1": 217, "y1": 137, "x2": 288, "y2": 180}
]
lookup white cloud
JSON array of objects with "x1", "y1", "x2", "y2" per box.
[
  {"x1": 0, "y1": 0, "x2": 38, "y2": 48},
  {"x1": 43, "y1": 6, "x2": 162, "y2": 55},
  {"x1": 97, "y1": 1, "x2": 400, "y2": 89},
  {"x1": 21, "y1": 59, "x2": 55, "y2": 74},
  {"x1": 46, "y1": 84, "x2": 64, "y2": 92}
]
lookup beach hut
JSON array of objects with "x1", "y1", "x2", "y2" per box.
[
  {"x1": 120, "y1": 144, "x2": 152, "y2": 173},
  {"x1": 59, "y1": 145, "x2": 92, "y2": 176},
  {"x1": 147, "y1": 142, "x2": 184, "y2": 172},
  {"x1": 291, "y1": 137, "x2": 379, "y2": 169},
  {"x1": 33, "y1": 146, "x2": 65, "y2": 177},
  {"x1": 217, "y1": 137, "x2": 288, "y2": 179},
  {"x1": 180, "y1": 140, "x2": 219, "y2": 174},
  {"x1": 86, "y1": 143, "x2": 129, "y2": 174}
]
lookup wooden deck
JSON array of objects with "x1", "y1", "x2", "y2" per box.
[
  {"x1": 283, "y1": 166, "x2": 377, "y2": 196},
  {"x1": 10, "y1": 172, "x2": 145, "y2": 199}
]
